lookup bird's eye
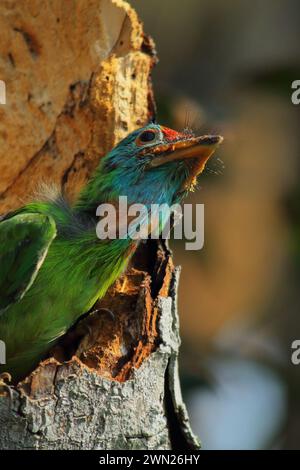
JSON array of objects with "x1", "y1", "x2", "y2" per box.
[
  {"x1": 140, "y1": 130, "x2": 156, "y2": 142},
  {"x1": 136, "y1": 129, "x2": 157, "y2": 146}
]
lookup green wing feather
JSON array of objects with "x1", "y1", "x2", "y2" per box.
[{"x1": 0, "y1": 212, "x2": 57, "y2": 313}]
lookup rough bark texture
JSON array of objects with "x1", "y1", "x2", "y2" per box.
[
  {"x1": 0, "y1": 0, "x2": 156, "y2": 210},
  {"x1": 0, "y1": 0, "x2": 199, "y2": 450}
]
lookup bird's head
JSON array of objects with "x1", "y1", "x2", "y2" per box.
[{"x1": 77, "y1": 123, "x2": 223, "y2": 211}]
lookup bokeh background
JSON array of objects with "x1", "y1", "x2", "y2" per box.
[{"x1": 131, "y1": 0, "x2": 300, "y2": 449}]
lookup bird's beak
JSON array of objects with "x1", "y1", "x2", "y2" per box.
[{"x1": 147, "y1": 135, "x2": 223, "y2": 171}]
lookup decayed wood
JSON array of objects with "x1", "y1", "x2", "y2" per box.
[
  {"x1": 0, "y1": 240, "x2": 199, "y2": 450},
  {"x1": 0, "y1": 0, "x2": 199, "y2": 450}
]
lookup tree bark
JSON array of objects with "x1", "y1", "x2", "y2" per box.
[{"x1": 0, "y1": 0, "x2": 199, "y2": 450}]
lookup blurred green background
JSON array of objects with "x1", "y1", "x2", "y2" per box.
[{"x1": 131, "y1": 0, "x2": 300, "y2": 449}]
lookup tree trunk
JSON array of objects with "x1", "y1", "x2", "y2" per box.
[{"x1": 0, "y1": 0, "x2": 199, "y2": 450}]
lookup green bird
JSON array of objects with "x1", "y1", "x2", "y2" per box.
[{"x1": 0, "y1": 124, "x2": 222, "y2": 384}]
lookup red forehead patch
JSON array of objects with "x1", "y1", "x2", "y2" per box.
[{"x1": 161, "y1": 126, "x2": 186, "y2": 142}]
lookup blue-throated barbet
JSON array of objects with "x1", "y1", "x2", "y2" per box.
[{"x1": 0, "y1": 123, "x2": 223, "y2": 383}]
